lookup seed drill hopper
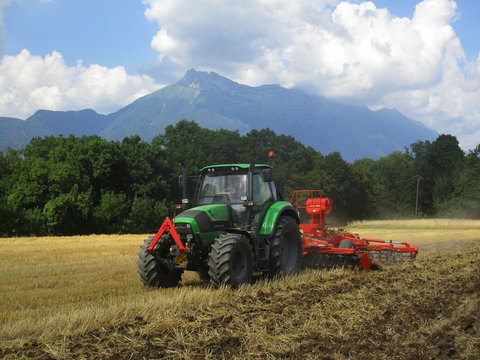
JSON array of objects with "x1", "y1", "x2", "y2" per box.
[{"x1": 292, "y1": 190, "x2": 418, "y2": 270}]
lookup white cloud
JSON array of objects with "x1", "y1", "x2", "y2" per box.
[
  {"x1": 151, "y1": 28, "x2": 178, "y2": 55},
  {"x1": 143, "y1": 0, "x2": 480, "y2": 150},
  {"x1": 0, "y1": 49, "x2": 163, "y2": 119}
]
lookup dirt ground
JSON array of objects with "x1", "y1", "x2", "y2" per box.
[{"x1": 1, "y1": 233, "x2": 479, "y2": 359}]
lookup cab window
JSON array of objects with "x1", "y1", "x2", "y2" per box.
[{"x1": 253, "y1": 172, "x2": 274, "y2": 206}]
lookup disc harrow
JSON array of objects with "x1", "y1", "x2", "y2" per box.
[{"x1": 291, "y1": 190, "x2": 418, "y2": 270}]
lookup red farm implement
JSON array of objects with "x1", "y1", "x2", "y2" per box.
[{"x1": 291, "y1": 190, "x2": 418, "y2": 270}]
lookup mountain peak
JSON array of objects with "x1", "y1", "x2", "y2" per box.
[{"x1": 178, "y1": 68, "x2": 239, "y2": 91}]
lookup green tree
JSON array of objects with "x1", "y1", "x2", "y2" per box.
[
  {"x1": 123, "y1": 196, "x2": 169, "y2": 233},
  {"x1": 411, "y1": 135, "x2": 464, "y2": 214},
  {"x1": 158, "y1": 120, "x2": 211, "y2": 174},
  {"x1": 370, "y1": 151, "x2": 416, "y2": 217},
  {"x1": 93, "y1": 191, "x2": 130, "y2": 233},
  {"x1": 439, "y1": 145, "x2": 480, "y2": 218},
  {"x1": 120, "y1": 134, "x2": 170, "y2": 200},
  {"x1": 426, "y1": 134, "x2": 464, "y2": 207},
  {"x1": 0, "y1": 150, "x2": 22, "y2": 236},
  {"x1": 43, "y1": 185, "x2": 91, "y2": 235},
  {"x1": 4, "y1": 135, "x2": 129, "y2": 235}
]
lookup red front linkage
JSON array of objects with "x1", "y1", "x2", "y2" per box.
[{"x1": 146, "y1": 217, "x2": 189, "y2": 254}]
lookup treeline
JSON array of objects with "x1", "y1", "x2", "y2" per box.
[{"x1": 1, "y1": 120, "x2": 479, "y2": 236}]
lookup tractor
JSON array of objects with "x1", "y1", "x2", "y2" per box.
[{"x1": 137, "y1": 162, "x2": 303, "y2": 288}]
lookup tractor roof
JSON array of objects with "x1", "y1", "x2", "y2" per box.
[{"x1": 200, "y1": 164, "x2": 271, "y2": 172}]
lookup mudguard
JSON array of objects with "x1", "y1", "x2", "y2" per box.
[{"x1": 258, "y1": 201, "x2": 299, "y2": 236}]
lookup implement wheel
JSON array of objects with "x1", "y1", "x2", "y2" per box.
[
  {"x1": 137, "y1": 235, "x2": 183, "y2": 288},
  {"x1": 268, "y1": 216, "x2": 302, "y2": 276},
  {"x1": 208, "y1": 233, "x2": 253, "y2": 288},
  {"x1": 339, "y1": 239, "x2": 356, "y2": 249}
]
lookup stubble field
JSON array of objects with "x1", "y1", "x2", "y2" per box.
[{"x1": 1, "y1": 219, "x2": 479, "y2": 359}]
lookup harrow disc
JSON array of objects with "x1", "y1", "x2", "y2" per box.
[
  {"x1": 303, "y1": 253, "x2": 361, "y2": 269},
  {"x1": 367, "y1": 250, "x2": 415, "y2": 264}
]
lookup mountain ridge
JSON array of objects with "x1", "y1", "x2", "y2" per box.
[{"x1": 0, "y1": 69, "x2": 437, "y2": 161}]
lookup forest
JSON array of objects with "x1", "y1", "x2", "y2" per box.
[{"x1": 1, "y1": 120, "x2": 479, "y2": 237}]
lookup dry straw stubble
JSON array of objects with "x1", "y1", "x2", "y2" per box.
[{"x1": 0, "y1": 219, "x2": 479, "y2": 359}]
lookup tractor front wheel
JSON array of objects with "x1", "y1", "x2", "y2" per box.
[
  {"x1": 268, "y1": 216, "x2": 302, "y2": 276},
  {"x1": 208, "y1": 233, "x2": 254, "y2": 288},
  {"x1": 137, "y1": 235, "x2": 183, "y2": 288}
]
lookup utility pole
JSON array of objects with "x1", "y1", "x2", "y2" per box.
[{"x1": 415, "y1": 176, "x2": 421, "y2": 218}]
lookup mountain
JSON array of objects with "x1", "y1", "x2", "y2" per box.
[
  {"x1": 100, "y1": 70, "x2": 252, "y2": 140},
  {"x1": 0, "y1": 109, "x2": 111, "y2": 151},
  {"x1": 28, "y1": 109, "x2": 111, "y2": 137},
  {"x1": 0, "y1": 116, "x2": 51, "y2": 150},
  {"x1": 100, "y1": 69, "x2": 437, "y2": 160},
  {"x1": 0, "y1": 69, "x2": 437, "y2": 160}
]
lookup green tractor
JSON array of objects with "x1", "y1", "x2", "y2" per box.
[{"x1": 137, "y1": 163, "x2": 302, "y2": 288}]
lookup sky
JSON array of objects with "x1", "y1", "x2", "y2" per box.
[{"x1": 1, "y1": 0, "x2": 479, "y2": 151}]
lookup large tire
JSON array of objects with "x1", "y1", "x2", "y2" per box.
[
  {"x1": 208, "y1": 233, "x2": 254, "y2": 288},
  {"x1": 268, "y1": 216, "x2": 302, "y2": 276},
  {"x1": 137, "y1": 235, "x2": 183, "y2": 288},
  {"x1": 338, "y1": 239, "x2": 356, "y2": 249},
  {"x1": 196, "y1": 268, "x2": 210, "y2": 282}
]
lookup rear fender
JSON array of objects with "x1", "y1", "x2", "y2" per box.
[{"x1": 258, "y1": 202, "x2": 299, "y2": 237}]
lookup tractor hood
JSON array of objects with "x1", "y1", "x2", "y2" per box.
[{"x1": 175, "y1": 204, "x2": 231, "y2": 235}]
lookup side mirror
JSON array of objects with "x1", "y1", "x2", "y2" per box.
[{"x1": 263, "y1": 168, "x2": 273, "y2": 182}]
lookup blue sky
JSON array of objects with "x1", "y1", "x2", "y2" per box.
[
  {"x1": 1, "y1": 0, "x2": 479, "y2": 150},
  {"x1": 3, "y1": 1, "x2": 158, "y2": 72}
]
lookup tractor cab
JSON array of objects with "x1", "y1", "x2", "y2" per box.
[{"x1": 193, "y1": 164, "x2": 278, "y2": 230}]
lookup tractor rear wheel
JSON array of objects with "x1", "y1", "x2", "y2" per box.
[
  {"x1": 268, "y1": 216, "x2": 302, "y2": 276},
  {"x1": 208, "y1": 233, "x2": 254, "y2": 288},
  {"x1": 137, "y1": 235, "x2": 183, "y2": 288}
]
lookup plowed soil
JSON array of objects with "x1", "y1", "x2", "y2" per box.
[{"x1": 1, "y1": 231, "x2": 479, "y2": 359}]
